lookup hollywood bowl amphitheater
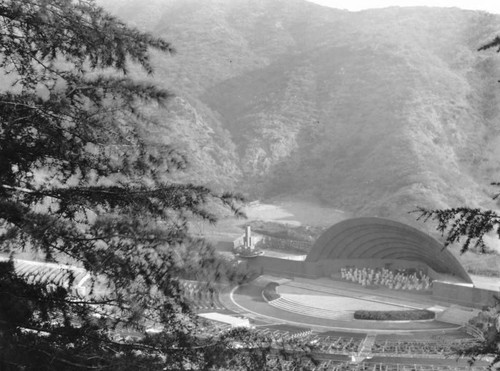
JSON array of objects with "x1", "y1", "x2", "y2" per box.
[
  {"x1": 216, "y1": 217, "x2": 499, "y2": 370},
  {"x1": 4, "y1": 217, "x2": 500, "y2": 370}
]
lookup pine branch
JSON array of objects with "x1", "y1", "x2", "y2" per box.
[
  {"x1": 413, "y1": 207, "x2": 500, "y2": 253},
  {"x1": 16, "y1": 344, "x2": 104, "y2": 370},
  {"x1": 479, "y1": 36, "x2": 500, "y2": 52},
  {"x1": 0, "y1": 0, "x2": 261, "y2": 368},
  {"x1": 0, "y1": 184, "x2": 33, "y2": 193}
]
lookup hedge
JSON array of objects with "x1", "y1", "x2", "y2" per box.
[
  {"x1": 258, "y1": 236, "x2": 312, "y2": 252},
  {"x1": 262, "y1": 282, "x2": 280, "y2": 301},
  {"x1": 354, "y1": 309, "x2": 435, "y2": 321}
]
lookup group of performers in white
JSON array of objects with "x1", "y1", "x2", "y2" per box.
[{"x1": 339, "y1": 267, "x2": 433, "y2": 291}]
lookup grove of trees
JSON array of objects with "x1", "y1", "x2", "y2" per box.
[{"x1": 0, "y1": 0, "x2": 312, "y2": 369}]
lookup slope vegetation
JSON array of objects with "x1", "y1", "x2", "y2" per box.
[{"x1": 103, "y1": 0, "x2": 500, "y2": 231}]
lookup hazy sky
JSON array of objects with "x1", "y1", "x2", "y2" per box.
[{"x1": 306, "y1": 0, "x2": 500, "y2": 14}]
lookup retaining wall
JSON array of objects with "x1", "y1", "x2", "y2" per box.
[{"x1": 432, "y1": 281, "x2": 500, "y2": 309}]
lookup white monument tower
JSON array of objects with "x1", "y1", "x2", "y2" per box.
[{"x1": 244, "y1": 226, "x2": 254, "y2": 251}]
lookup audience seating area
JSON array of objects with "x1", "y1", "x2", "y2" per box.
[
  {"x1": 340, "y1": 267, "x2": 432, "y2": 291},
  {"x1": 194, "y1": 317, "x2": 232, "y2": 336},
  {"x1": 177, "y1": 279, "x2": 489, "y2": 371},
  {"x1": 371, "y1": 339, "x2": 478, "y2": 356},
  {"x1": 253, "y1": 326, "x2": 482, "y2": 362},
  {"x1": 265, "y1": 357, "x2": 347, "y2": 371},
  {"x1": 253, "y1": 327, "x2": 363, "y2": 354},
  {"x1": 265, "y1": 359, "x2": 488, "y2": 371},
  {"x1": 310, "y1": 334, "x2": 364, "y2": 354},
  {"x1": 179, "y1": 280, "x2": 225, "y2": 311},
  {"x1": 339, "y1": 363, "x2": 487, "y2": 371},
  {"x1": 10, "y1": 259, "x2": 89, "y2": 295},
  {"x1": 255, "y1": 327, "x2": 313, "y2": 342}
]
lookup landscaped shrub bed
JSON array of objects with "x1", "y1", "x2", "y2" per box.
[
  {"x1": 258, "y1": 236, "x2": 312, "y2": 252},
  {"x1": 262, "y1": 282, "x2": 280, "y2": 301},
  {"x1": 466, "y1": 267, "x2": 500, "y2": 277},
  {"x1": 247, "y1": 221, "x2": 323, "y2": 242},
  {"x1": 354, "y1": 309, "x2": 435, "y2": 321}
]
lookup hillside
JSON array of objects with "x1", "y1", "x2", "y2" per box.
[{"x1": 101, "y1": 0, "x2": 500, "y2": 232}]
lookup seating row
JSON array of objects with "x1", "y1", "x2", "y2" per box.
[
  {"x1": 371, "y1": 339, "x2": 478, "y2": 355},
  {"x1": 179, "y1": 280, "x2": 225, "y2": 311}
]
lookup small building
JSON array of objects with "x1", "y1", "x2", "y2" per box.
[{"x1": 198, "y1": 312, "x2": 251, "y2": 328}]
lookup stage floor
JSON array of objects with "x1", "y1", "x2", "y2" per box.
[
  {"x1": 228, "y1": 275, "x2": 464, "y2": 333},
  {"x1": 278, "y1": 284, "x2": 418, "y2": 312}
]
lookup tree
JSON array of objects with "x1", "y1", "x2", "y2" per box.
[
  {"x1": 416, "y1": 207, "x2": 500, "y2": 369},
  {"x1": 0, "y1": 1, "x2": 315, "y2": 369},
  {"x1": 415, "y1": 39, "x2": 500, "y2": 371}
]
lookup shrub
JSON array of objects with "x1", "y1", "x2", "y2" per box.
[
  {"x1": 466, "y1": 268, "x2": 500, "y2": 277},
  {"x1": 262, "y1": 282, "x2": 280, "y2": 301}
]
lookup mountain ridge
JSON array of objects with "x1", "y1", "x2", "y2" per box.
[{"x1": 101, "y1": 0, "x2": 500, "y2": 231}]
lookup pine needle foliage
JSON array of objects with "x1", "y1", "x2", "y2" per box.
[
  {"x1": 0, "y1": 0, "x2": 316, "y2": 369},
  {"x1": 414, "y1": 206, "x2": 500, "y2": 254},
  {"x1": 414, "y1": 40, "x2": 500, "y2": 371}
]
